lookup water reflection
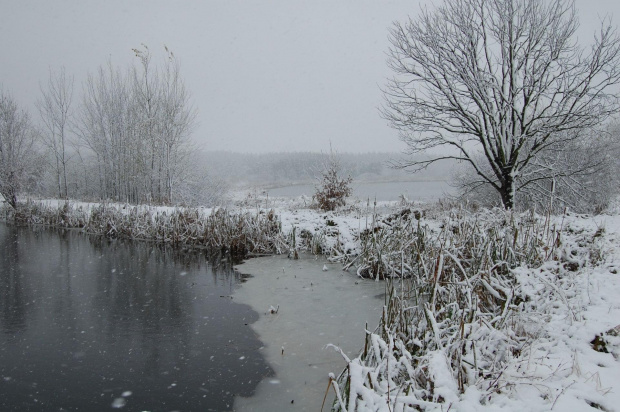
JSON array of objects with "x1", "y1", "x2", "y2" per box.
[
  {"x1": 0, "y1": 226, "x2": 31, "y2": 334},
  {"x1": 0, "y1": 224, "x2": 272, "y2": 411}
]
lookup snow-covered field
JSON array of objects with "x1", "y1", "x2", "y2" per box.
[{"x1": 5, "y1": 195, "x2": 620, "y2": 411}]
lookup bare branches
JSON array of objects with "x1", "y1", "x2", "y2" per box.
[
  {"x1": 37, "y1": 67, "x2": 74, "y2": 199},
  {"x1": 457, "y1": 124, "x2": 620, "y2": 212},
  {"x1": 75, "y1": 46, "x2": 196, "y2": 204},
  {"x1": 383, "y1": 0, "x2": 620, "y2": 208},
  {"x1": 0, "y1": 88, "x2": 42, "y2": 208}
]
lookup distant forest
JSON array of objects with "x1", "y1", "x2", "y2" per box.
[{"x1": 198, "y1": 151, "x2": 454, "y2": 189}]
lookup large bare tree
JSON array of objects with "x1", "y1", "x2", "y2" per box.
[{"x1": 383, "y1": 0, "x2": 620, "y2": 208}]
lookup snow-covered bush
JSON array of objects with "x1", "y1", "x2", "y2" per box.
[{"x1": 314, "y1": 149, "x2": 353, "y2": 212}]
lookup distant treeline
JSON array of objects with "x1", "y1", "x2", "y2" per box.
[{"x1": 197, "y1": 151, "x2": 454, "y2": 187}]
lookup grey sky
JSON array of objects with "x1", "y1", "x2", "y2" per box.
[{"x1": 1, "y1": 0, "x2": 618, "y2": 153}]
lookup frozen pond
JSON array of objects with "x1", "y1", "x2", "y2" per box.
[
  {"x1": 232, "y1": 255, "x2": 386, "y2": 411},
  {"x1": 266, "y1": 179, "x2": 453, "y2": 202},
  {"x1": 0, "y1": 223, "x2": 272, "y2": 411}
]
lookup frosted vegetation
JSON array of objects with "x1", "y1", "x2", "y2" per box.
[
  {"x1": 328, "y1": 206, "x2": 619, "y2": 411},
  {"x1": 7, "y1": 201, "x2": 285, "y2": 257}
]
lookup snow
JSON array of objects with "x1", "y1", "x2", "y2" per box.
[
  {"x1": 110, "y1": 397, "x2": 126, "y2": 408},
  {"x1": 333, "y1": 211, "x2": 620, "y2": 411},
  {"x1": 232, "y1": 253, "x2": 386, "y2": 411}
]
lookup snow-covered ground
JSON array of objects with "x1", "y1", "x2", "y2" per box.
[
  {"x1": 417, "y1": 212, "x2": 620, "y2": 412},
  {"x1": 498, "y1": 213, "x2": 620, "y2": 412}
]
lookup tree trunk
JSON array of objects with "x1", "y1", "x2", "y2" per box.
[
  {"x1": 500, "y1": 173, "x2": 515, "y2": 209},
  {"x1": 8, "y1": 192, "x2": 17, "y2": 209},
  {"x1": 56, "y1": 156, "x2": 62, "y2": 199},
  {"x1": 62, "y1": 163, "x2": 68, "y2": 199}
]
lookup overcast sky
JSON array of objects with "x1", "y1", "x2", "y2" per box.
[{"x1": 1, "y1": 0, "x2": 619, "y2": 153}]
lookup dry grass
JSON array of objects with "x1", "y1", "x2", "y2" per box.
[
  {"x1": 330, "y1": 208, "x2": 575, "y2": 410},
  {"x1": 7, "y1": 201, "x2": 287, "y2": 256}
]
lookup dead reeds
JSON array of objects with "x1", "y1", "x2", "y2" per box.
[
  {"x1": 7, "y1": 201, "x2": 287, "y2": 256},
  {"x1": 329, "y1": 207, "x2": 584, "y2": 411}
]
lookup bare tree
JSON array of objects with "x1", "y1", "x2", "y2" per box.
[
  {"x1": 518, "y1": 127, "x2": 620, "y2": 212},
  {"x1": 456, "y1": 126, "x2": 620, "y2": 213},
  {"x1": 383, "y1": 0, "x2": 620, "y2": 209},
  {"x1": 0, "y1": 88, "x2": 41, "y2": 208},
  {"x1": 75, "y1": 46, "x2": 196, "y2": 204},
  {"x1": 76, "y1": 60, "x2": 133, "y2": 201},
  {"x1": 158, "y1": 47, "x2": 196, "y2": 202},
  {"x1": 37, "y1": 67, "x2": 74, "y2": 199},
  {"x1": 131, "y1": 44, "x2": 196, "y2": 204},
  {"x1": 131, "y1": 45, "x2": 161, "y2": 202}
]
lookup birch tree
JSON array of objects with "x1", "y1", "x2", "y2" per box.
[
  {"x1": 37, "y1": 67, "x2": 74, "y2": 199},
  {"x1": 0, "y1": 88, "x2": 41, "y2": 208},
  {"x1": 383, "y1": 0, "x2": 620, "y2": 209}
]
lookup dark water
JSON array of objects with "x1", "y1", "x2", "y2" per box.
[{"x1": 0, "y1": 223, "x2": 272, "y2": 411}]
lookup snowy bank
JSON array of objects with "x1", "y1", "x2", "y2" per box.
[
  {"x1": 328, "y1": 210, "x2": 620, "y2": 412},
  {"x1": 2, "y1": 200, "x2": 285, "y2": 256}
]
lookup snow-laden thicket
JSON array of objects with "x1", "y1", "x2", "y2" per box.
[{"x1": 326, "y1": 209, "x2": 620, "y2": 411}]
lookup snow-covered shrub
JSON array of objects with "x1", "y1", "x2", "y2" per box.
[{"x1": 314, "y1": 149, "x2": 353, "y2": 212}]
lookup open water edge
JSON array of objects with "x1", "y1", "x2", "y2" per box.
[{"x1": 0, "y1": 223, "x2": 272, "y2": 411}]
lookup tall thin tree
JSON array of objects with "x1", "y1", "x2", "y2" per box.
[
  {"x1": 0, "y1": 88, "x2": 41, "y2": 208},
  {"x1": 37, "y1": 67, "x2": 74, "y2": 199}
]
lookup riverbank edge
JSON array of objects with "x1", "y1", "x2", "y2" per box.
[
  {"x1": 4, "y1": 198, "x2": 620, "y2": 411},
  {"x1": 1, "y1": 200, "x2": 289, "y2": 257}
]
